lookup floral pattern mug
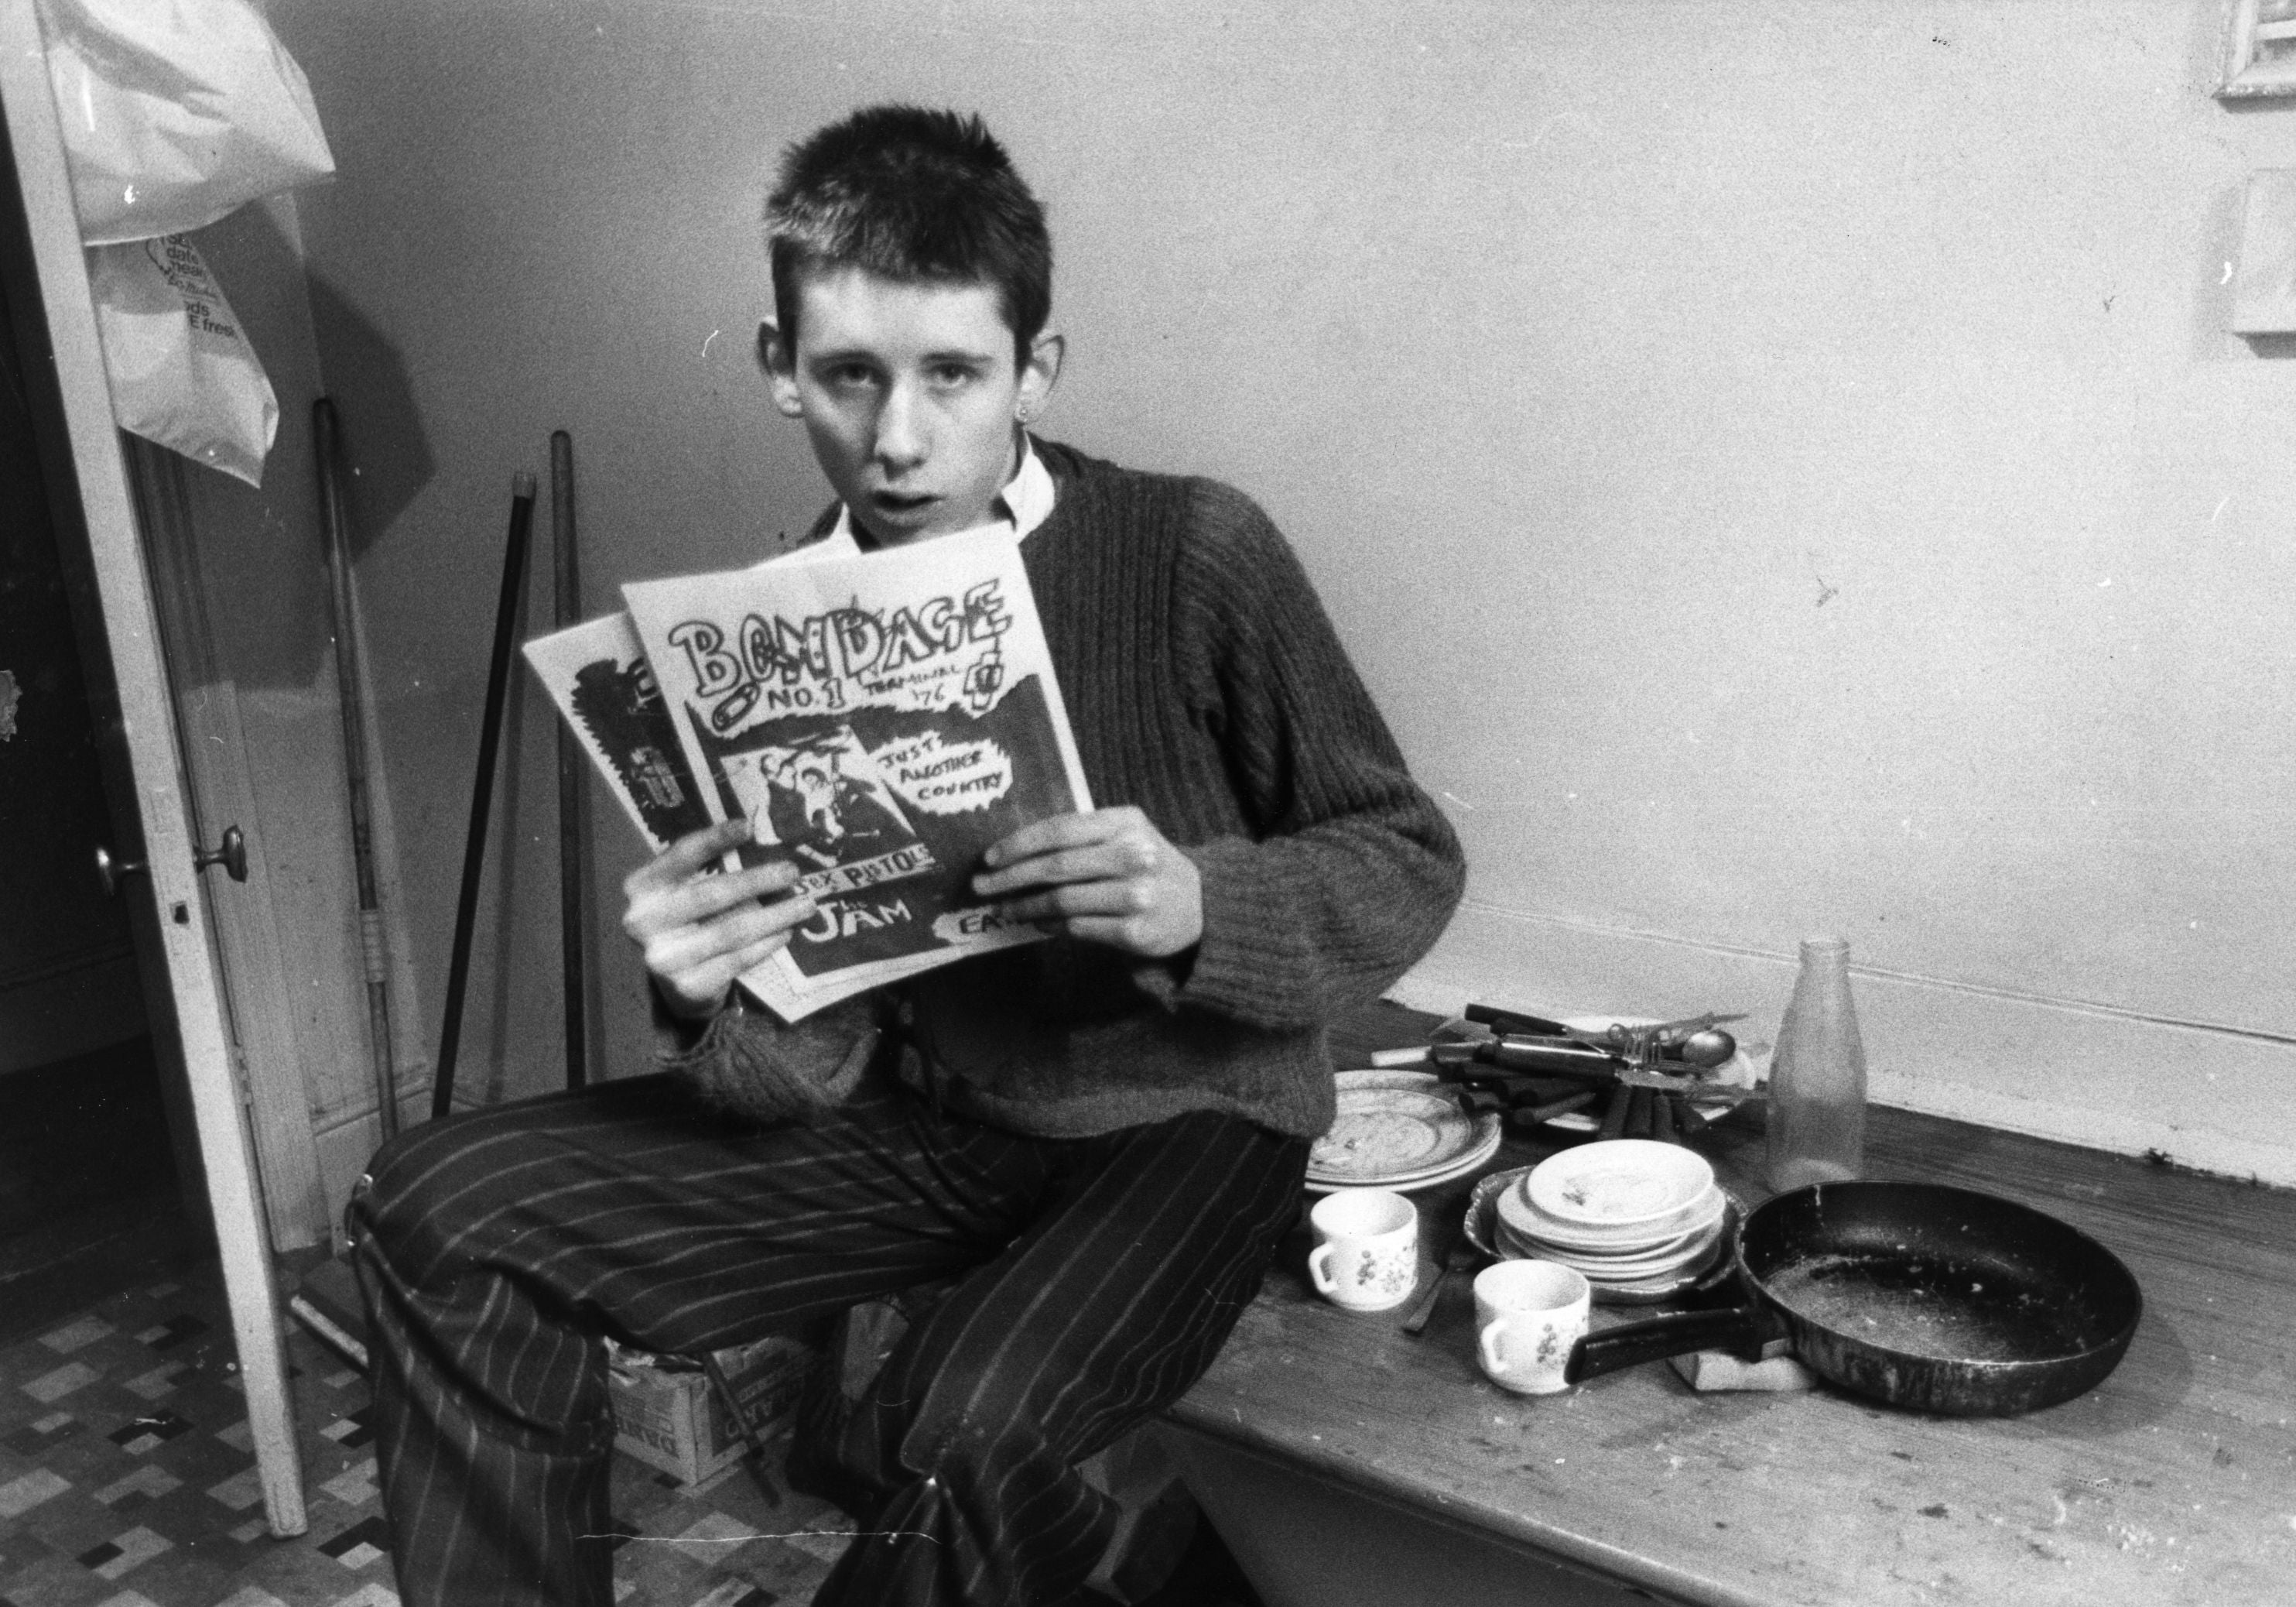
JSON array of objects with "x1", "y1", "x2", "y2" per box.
[
  {"x1": 1307, "y1": 1188, "x2": 1419, "y2": 1312},
  {"x1": 1474, "y1": 1259, "x2": 1591, "y2": 1394}
]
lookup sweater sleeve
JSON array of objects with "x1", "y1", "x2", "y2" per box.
[
  {"x1": 654, "y1": 987, "x2": 886, "y2": 1124},
  {"x1": 1151, "y1": 481, "x2": 1465, "y2": 1030}
]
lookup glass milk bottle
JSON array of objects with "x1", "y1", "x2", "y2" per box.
[{"x1": 1764, "y1": 936, "x2": 1867, "y2": 1191}]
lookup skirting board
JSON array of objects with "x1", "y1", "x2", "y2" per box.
[
  {"x1": 311, "y1": 1085, "x2": 440, "y2": 1232},
  {"x1": 1393, "y1": 902, "x2": 2296, "y2": 1189}
]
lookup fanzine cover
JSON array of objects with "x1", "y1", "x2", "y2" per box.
[
  {"x1": 524, "y1": 529, "x2": 876, "y2": 1020},
  {"x1": 617, "y1": 526, "x2": 1092, "y2": 1018},
  {"x1": 523, "y1": 611, "x2": 710, "y2": 850},
  {"x1": 524, "y1": 608, "x2": 812, "y2": 1019}
]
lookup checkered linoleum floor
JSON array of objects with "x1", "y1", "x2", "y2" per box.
[{"x1": 0, "y1": 1263, "x2": 856, "y2": 1607}]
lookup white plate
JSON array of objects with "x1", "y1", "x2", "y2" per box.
[
  {"x1": 1525, "y1": 1139, "x2": 1715, "y2": 1228},
  {"x1": 1579, "y1": 1239, "x2": 1733, "y2": 1296},
  {"x1": 1463, "y1": 1169, "x2": 1743, "y2": 1305},
  {"x1": 1500, "y1": 1210, "x2": 1726, "y2": 1278},
  {"x1": 1535, "y1": 1201, "x2": 1720, "y2": 1257},
  {"x1": 1506, "y1": 1221, "x2": 1726, "y2": 1267},
  {"x1": 1498, "y1": 1177, "x2": 1726, "y2": 1254}
]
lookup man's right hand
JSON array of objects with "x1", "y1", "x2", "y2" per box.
[{"x1": 621, "y1": 817, "x2": 817, "y2": 1020}]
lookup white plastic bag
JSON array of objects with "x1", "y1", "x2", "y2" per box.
[
  {"x1": 39, "y1": 0, "x2": 334, "y2": 245},
  {"x1": 88, "y1": 234, "x2": 278, "y2": 487}
]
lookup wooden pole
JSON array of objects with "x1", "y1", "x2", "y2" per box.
[
  {"x1": 433, "y1": 475, "x2": 536, "y2": 1118},
  {"x1": 312, "y1": 398, "x2": 400, "y2": 1138},
  {"x1": 551, "y1": 430, "x2": 587, "y2": 1089}
]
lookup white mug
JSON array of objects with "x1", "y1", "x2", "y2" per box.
[
  {"x1": 1306, "y1": 1188, "x2": 1419, "y2": 1311},
  {"x1": 1474, "y1": 1259, "x2": 1591, "y2": 1395}
]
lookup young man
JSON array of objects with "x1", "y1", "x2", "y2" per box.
[{"x1": 353, "y1": 106, "x2": 1463, "y2": 1607}]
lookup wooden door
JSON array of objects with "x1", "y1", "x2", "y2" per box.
[{"x1": 0, "y1": 0, "x2": 306, "y2": 1537}]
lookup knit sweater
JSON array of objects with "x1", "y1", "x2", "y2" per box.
[{"x1": 665, "y1": 440, "x2": 1465, "y2": 1141}]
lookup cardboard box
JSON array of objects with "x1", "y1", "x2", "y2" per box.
[
  {"x1": 294, "y1": 1254, "x2": 819, "y2": 1488},
  {"x1": 604, "y1": 1333, "x2": 817, "y2": 1485}
]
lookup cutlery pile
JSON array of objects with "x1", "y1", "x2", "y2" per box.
[{"x1": 1415, "y1": 1002, "x2": 1754, "y2": 1145}]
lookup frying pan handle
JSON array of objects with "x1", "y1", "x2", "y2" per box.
[{"x1": 1564, "y1": 1306, "x2": 1766, "y2": 1383}]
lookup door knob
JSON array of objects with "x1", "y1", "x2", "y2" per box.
[
  {"x1": 196, "y1": 825, "x2": 248, "y2": 882},
  {"x1": 94, "y1": 824, "x2": 249, "y2": 896}
]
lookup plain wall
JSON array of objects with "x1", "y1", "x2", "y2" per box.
[{"x1": 247, "y1": 0, "x2": 2295, "y2": 1194}]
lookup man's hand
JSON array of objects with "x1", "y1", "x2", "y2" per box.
[
  {"x1": 972, "y1": 807, "x2": 1202, "y2": 958},
  {"x1": 622, "y1": 818, "x2": 818, "y2": 1020}
]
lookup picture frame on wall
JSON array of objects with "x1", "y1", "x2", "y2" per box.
[{"x1": 2219, "y1": 0, "x2": 2296, "y2": 98}]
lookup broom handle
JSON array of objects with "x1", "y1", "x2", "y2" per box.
[
  {"x1": 312, "y1": 399, "x2": 400, "y2": 1139},
  {"x1": 552, "y1": 430, "x2": 587, "y2": 1090},
  {"x1": 433, "y1": 473, "x2": 537, "y2": 1118}
]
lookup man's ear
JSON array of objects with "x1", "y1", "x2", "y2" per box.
[
  {"x1": 1015, "y1": 331, "x2": 1064, "y2": 424},
  {"x1": 758, "y1": 319, "x2": 803, "y2": 417}
]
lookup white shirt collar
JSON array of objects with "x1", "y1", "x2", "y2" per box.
[
  {"x1": 830, "y1": 433, "x2": 1056, "y2": 549},
  {"x1": 1001, "y1": 435, "x2": 1056, "y2": 539}
]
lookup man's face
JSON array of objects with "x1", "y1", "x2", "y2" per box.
[{"x1": 768, "y1": 266, "x2": 1058, "y2": 547}]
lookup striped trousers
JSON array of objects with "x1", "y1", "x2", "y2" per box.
[{"x1": 348, "y1": 1061, "x2": 1307, "y2": 1607}]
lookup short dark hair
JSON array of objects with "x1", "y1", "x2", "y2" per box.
[{"x1": 765, "y1": 106, "x2": 1052, "y2": 365}]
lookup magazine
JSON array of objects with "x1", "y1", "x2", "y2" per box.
[
  {"x1": 523, "y1": 609, "x2": 710, "y2": 849},
  {"x1": 522, "y1": 535, "x2": 863, "y2": 1019},
  {"x1": 529, "y1": 526, "x2": 1091, "y2": 1020}
]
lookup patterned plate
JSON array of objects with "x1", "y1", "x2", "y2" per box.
[
  {"x1": 1309, "y1": 1071, "x2": 1503, "y2": 1189},
  {"x1": 1304, "y1": 1119, "x2": 1502, "y2": 1194},
  {"x1": 1310, "y1": 1087, "x2": 1475, "y2": 1181}
]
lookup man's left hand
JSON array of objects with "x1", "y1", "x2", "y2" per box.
[{"x1": 973, "y1": 807, "x2": 1202, "y2": 958}]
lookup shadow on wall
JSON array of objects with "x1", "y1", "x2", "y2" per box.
[
  {"x1": 2236, "y1": 332, "x2": 2296, "y2": 359},
  {"x1": 304, "y1": 271, "x2": 434, "y2": 552}
]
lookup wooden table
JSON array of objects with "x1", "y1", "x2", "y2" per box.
[{"x1": 1165, "y1": 1004, "x2": 2296, "y2": 1606}]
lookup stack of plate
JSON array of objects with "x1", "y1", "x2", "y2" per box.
[
  {"x1": 1306, "y1": 1070, "x2": 1504, "y2": 1193},
  {"x1": 1494, "y1": 1139, "x2": 1728, "y2": 1296}
]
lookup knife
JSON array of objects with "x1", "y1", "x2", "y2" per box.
[
  {"x1": 1401, "y1": 1214, "x2": 1480, "y2": 1336},
  {"x1": 1463, "y1": 1002, "x2": 1580, "y2": 1038},
  {"x1": 1430, "y1": 1034, "x2": 1622, "y2": 1079}
]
